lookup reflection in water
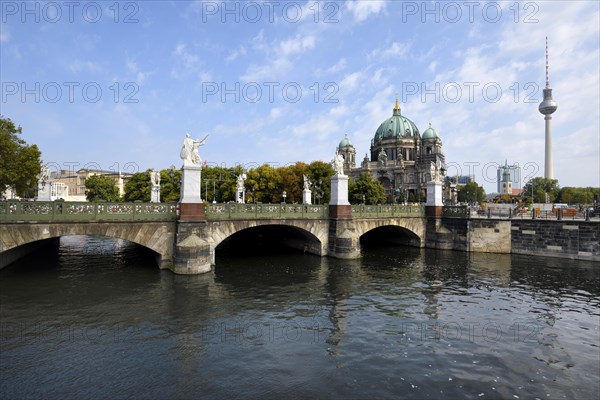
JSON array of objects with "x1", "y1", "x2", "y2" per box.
[{"x1": 1, "y1": 236, "x2": 598, "y2": 399}]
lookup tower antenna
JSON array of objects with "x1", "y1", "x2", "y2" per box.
[{"x1": 545, "y1": 36, "x2": 549, "y2": 88}]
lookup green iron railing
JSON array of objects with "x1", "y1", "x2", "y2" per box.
[
  {"x1": 206, "y1": 203, "x2": 328, "y2": 220},
  {"x1": 442, "y1": 205, "x2": 468, "y2": 218},
  {"x1": 1, "y1": 200, "x2": 468, "y2": 223},
  {"x1": 352, "y1": 204, "x2": 425, "y2": 218},
  {"x1": 0, "y1": 201, "x2": 177, "y2": 222}
]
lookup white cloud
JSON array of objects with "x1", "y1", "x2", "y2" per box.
[
  {"x1": 241, "y1": 34, "x2": 317, "y2": 82},
  {"x1": 369, "y1": 41, "x2": 412, "y2": 60},
  {"x1": 171, "y1": 42, "x2": 203, "y2": 79},
  {"x1": 0, "y1": 30, "x2": 9, "y2": 42},
  {"x1": 69, "y1": 60, "x2": 101, "y2": 73},
  {"x1": 173, "y1": 43, "x2": 199, "y2": 69},
  {"x1": 225, "y1": 45, "x2": 247, "y2": 62},
  {"x1": 345, "y1": 0, "x2": 386, "y2": 22},
  {"x1": 327, "y1": 58, "x2": 347, "y2": 74},
  {"x1": 278, "y1": 35, "x2": 316, "y2": 56},
  {"x1": 126, "y1": 58, "x2": 152, "y2": 85},
  {"x1": 339, "y1": 71, "x2": 363, "y2": 93}
]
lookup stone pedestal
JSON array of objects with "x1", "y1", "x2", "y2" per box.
[
  {"x1": 236, "y1": 187, "x2": 245, "y2": 203},
  {"x1": 180, "y1": 165, "x2": 202, "y2": 204},
  {"x1": 150, "y1": 185, "x2": 160, "y2": 203},
  {"x1": 179, "y1": 203, "x2": 205, "y2": 221},
  {"x1": 426, "y1": 180, "x2": 443, "y2": 217},
  {"x1": 329, "y1": 204, "x2": 352, "y2": 219},
  {"x1": 36, "y1": 183, "x2": 52, "y2": 201},
  {"x1": 303, "y1": 189, "x2": 312, "y2": 205},
  {"x1": 330, "y1": 174, "x2": 350, "y2": 206}
]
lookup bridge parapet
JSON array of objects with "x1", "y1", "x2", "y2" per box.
[
  {"x1": 0, "y1": 201, "x2": 177, "y2": 222},
  {"x1": 206, "y1": 203, "x2": 328, "y2": 220},
  {"x1": 352, "y1": 204, "x2": 425, "y2": 218},
  {"x1": 442, "y1": 205, "x2": 468, "y2": 218}
]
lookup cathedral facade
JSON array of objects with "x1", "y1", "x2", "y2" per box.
[{"x1": 337, "y1": 99, "x2": 446, "y2": 202}]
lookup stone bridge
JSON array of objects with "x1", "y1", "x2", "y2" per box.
[
  {"x1": 2, "y1": 200, "x2": 597, "y2": 273},
  {"x1": 0, "y1": 201, "x2": 430, "y2": 272}
]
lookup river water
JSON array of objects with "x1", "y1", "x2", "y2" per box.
[{"x1": 1, "y1": 236, "x2": 598, "y2": 399}]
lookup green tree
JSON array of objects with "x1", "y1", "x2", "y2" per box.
[
  {"x1": 457, "y1": 181, "x2": 486, "y2": 204},
  {"x1": 522, "y1": 177, "x2": 559, "y2": 203},
  {"x1": 245, "y1": 164, "x2": 283, "y2": 203},
  {"x1": 203, "y1": 165, "x2": 242, "y2": 203},
  {"x1": 123, "y1": 171, "x2": 151, "y2": 202},
  {"x1": 0, "y1": 116, "x2": 42, "y2": 198},
  {"x1": 160, "y1": 168, "x2": 182, "y2": 203},
  {"x1": 278, "y1": 162, "x2": 308, "y2": 203},
  {"x1": 85, "y1": 175, "x2": 120, "y2": 202},
  {"x1": 349, "y1": 173, "x2": 386, "y2": 205},
  {"x1": 556, "y1": 186, "x2": 600, "y2": 205},
  {"x1": 307, "y1": 161, "x2": 335, "y2": 204}
]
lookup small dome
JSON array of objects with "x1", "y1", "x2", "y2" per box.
[
  {"x1": 422, "y1": 123, "x2": 438, "y2": 140},
  {"x1": 339, "y1": 134, "x2": 353, "y2": 148}
]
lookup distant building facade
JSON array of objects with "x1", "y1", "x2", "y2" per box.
[
  {"x1": 496, "y1": 163, "x2": 521, "y2": 192},
  {"x1": 337, "y1": 99, "x2": 446, "y2": 202},
  {"x1": 50, "y1": 169, "x2": 132, "y2": 201}
]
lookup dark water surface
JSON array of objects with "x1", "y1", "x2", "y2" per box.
[{"x1": 1, "y1": 236, "x2": 599, "y2": 399}]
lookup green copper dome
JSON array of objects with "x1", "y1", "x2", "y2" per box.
[
  {"x1": 373, "y1": 106, "x2": 419, "y2": 144},
  {"x1": 422, "y1": 123, "x2": 438, "y2": 140},
  {"x1": 339, "y1": 134, "x2": 353, "y2": 148}
]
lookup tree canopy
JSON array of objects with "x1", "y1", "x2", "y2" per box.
[
  {"x1": 522, "y1": 177, "x2": 560, "y2": 203},
  {"x1": 0, "y1": 116, "x2": 42, "y2": 198},
  {"x1": 123, "y1": 171, "x2": 152, "y2": 202},
  {"x1": 85, "y1": 175, "x2": 120, "y2": 202},
  {"x1": 160, "y1": 168, "x2": 182, "y2": 203},
  {"x1": 457, "y1": 181, "x2": 486, "y2": 204},
  {"x1": 555, "y1": 186, "x2": 600, "y2": 205},
  {"x1": 349, "y1": 173, "x2": 386, "y2": 205}
]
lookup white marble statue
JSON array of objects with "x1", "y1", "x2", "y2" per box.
[
  {"x1": 430, "y1": 161, "x2": 442, "y2": 183},
  {"x1": 38, "y1": 165, "x2": 50, "y2": 185},
  {"x1": 236, "y1": 174, "x2": 246, "y2": 191},
  {"x1": 303, "y1": 175, "x2": 311, "y2": 190},
  {"x1": 332, "y1": 150, "x2": 345, "y2": 176},
  {"x1": 150, "y1": 169, "x2": 160, "y2": 186},
  {"x1": 180, "y1": 133, "x2": 208, "y2": 166}
]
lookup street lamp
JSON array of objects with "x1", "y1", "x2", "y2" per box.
[{"x1": 282, "y1": 190, "x2": 287, "y2": 204}]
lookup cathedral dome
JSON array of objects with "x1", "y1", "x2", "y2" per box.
[
  {"x1": 422, "y1": 123, "x2": 438, "y2": 140},
  {"x1": 373, "y1": 102, "x2": 419, "y2": 144},
  {"x1": 339, "y1": 134, "x2": 353, "y2": 148}
]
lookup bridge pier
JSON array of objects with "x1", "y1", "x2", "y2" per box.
[
  {"x1": 327, "y1": 205, "x2": 360, "y2": 259},
  {"x1": 172, "y1": 220, "x2": 213, "y2": 275}
]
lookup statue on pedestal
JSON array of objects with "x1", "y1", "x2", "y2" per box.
[
  {"x1": 303, "y1": 175, "x2": 311, "y2": 190},
  {"x1": 180, "y1": 133, "x2": 208, "y2": 166},
  {"x1": 332, "y1": 150, "x2": 345, "y2": 176},
  {"x1": 236, "y1": 173, "x2": 247, "y2": 203},
  {"x1": 150, "y1": 169, "x2": 160, "y2": 186}
]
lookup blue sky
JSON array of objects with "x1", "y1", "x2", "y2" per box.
[{"x1": 1, "y1": 0, "x2": 599, "y2": 193}]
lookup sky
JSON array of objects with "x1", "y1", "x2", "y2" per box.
[{"x1": 1, "y1": 0, "x2": 599, "y2": 193}]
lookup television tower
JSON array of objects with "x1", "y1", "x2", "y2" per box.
[{"x1": 538, "y1": 37, "x2": 558, "y2": 179}]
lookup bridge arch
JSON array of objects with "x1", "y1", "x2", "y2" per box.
[
  {"x1": 203, "y1": 219, "x2": 329, "y2": 257},
  {"x1": 0, "y1": 222, "x2": 176, "y2": 270},
  {"x1": 353, "y1": 218, "x2": 426, "y2": 248}
]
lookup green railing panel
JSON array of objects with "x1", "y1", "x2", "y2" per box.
[
  {"x1": 0, "y1": 201, "x2": 177, "y2": 222},
  {"x1": 442, "y1": 205, "x2": 468, "y2": 218},
  {"x1": 206, "y1": 203, "x2": 328, "y2": 220},
  {"x1": 351, "y1": 204, "x2": 425, "y2": 218}
]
